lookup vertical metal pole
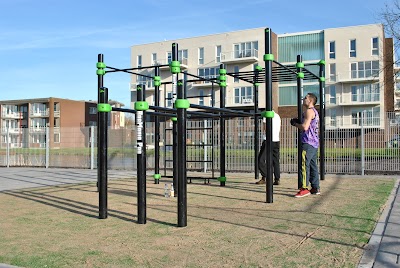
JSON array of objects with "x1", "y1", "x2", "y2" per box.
[
  {"x1": 296, "y1": 55, "x2": 304, "y2": 190},
  {"x1": 90, "y1": 126, "x2": 94, "y2": 170},
  {"x1": 254, "y1": 66, "x2": 261, "y2": 181},
  {"x1": 319, "y1": 61, "x2": 326, "y2": 180},
  {"x1": 45, "y1": 127, "x2": 49, "y2": 168},
  {"x1": 136, "y1": 84, "x2": 147, "y2": 224},
  {"x1": 177, "y1": 80, "x2": 187, "y2": 227},
  {"x1": 97, "y1": 54, "x2": 104, "y2": 194},
  {"x1": 154, "y1": 66, "x2": 161, "y2": 184},
  {"x1": 203, "y1": 119, "x2": 208, "y2": 173},
  {"x1": 361, "y1": 111, "x2": 365, "y2": 176},
  {"x1": 98, "y1": 86, "x2": 108, "y2": 219},
  {"x1": 219, "y1": 63, "x2": 226, "y2": 187},
  {"x1": 172, "y1": 43, "x2": 179, "y2": 196},
  {"x1": 264, "y1": 28, "x2": 273, "y2": 203},
  {"x1": 6, "y1": 127, "x2": 9, "y2": 168}
]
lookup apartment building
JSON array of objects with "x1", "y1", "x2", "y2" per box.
[
  {"x1": 130, "y1": 28, "x2": 279, "y2": 113},
  {"x1": 130, "y1": 24, "x2": 396, "y2": 130},
  {"x1": 0, "y1": 97, "x2": 125, "y2": 148}
]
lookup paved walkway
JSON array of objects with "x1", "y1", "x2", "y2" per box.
[{"x1": 0, "y1": 168, "x2": 399, "y2": 267}]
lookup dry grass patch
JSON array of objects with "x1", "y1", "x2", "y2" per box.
[{"x1": 0, "y1": 174, "x2": 394, "y2": 268}]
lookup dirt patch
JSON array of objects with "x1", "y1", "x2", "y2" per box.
[{"x1": 0, "y1": 173, "x2": 394, "y2": 268}]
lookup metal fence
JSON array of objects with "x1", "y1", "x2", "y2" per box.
[{"x1": 0, "y1": 112, "x2": 399, "y2": 175}]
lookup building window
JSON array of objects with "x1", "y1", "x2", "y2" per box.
[
  {"x1": 54, "y1": 133, "x2": 60, "y2": 143},
  {"x1": 199, "y1": 90, "x2": 204, "y2": 105},
  {"x1": 216, "y1": 45, "x2": 221, "y2": 63},
  {"x1": 89, "y1": 107, "x2": 97, "y2": 114},
  {"x1": 329, "y1": 108, "x2": 337, "y2": 127},
  {"x1": 234, "y1": 66, "x2": 239, "y2": 83},
  {"x1": 234, "y1": 41, "x2": 258, "y2": 58},
  {"x1": 328, "y1": 85, "x2": 336, "y2": 104},
  {"x1": 351, "y1": 83, "x2": 380, "y2": 102},
  {"x1": 372, "y1": 37, "x2": 379, "y2": 56},
  {"x1": 349, "y1": 39, "x2": 356, "y2": 57},
  {"x1": 234, "y1": 86, "x2": 253, "y2": 104},
  {"x1": 137, "y1": 55, "x2": 142, "y2": 68},
  {"x1": 167, "y1": 50, "x2": 188, "y2": 65},
  {"x1": 351, "y1": 60, "x2": 379, "y2": 79},
  {"x1": 167, "y1": 52, "x2": 172, "y2": 64},
  {"x1": 167, "y1": 92, "x2": 173, "y2": 107},
  {"x1": 198, "y1": 67, "x2": 219, "y2": 83},
  {"x1": 329, "y1": 63, "x2": 336, "y2": 82},
  {"x1": 329, "y1": 41, "x2": 335, "y2": 59},
  {"x1": 198, "y1": 47, "x2": 204, "y2": 65},
  {"x1": 151, "y1": 53, "x2": 157, "y2": 65}
]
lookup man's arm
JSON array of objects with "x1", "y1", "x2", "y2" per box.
[{"x1": 294, "y1": 109, "x2": 314, "y2": 131}]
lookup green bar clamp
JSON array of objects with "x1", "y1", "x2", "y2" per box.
[
  {"x1": 261, "y1": 111, "x2": 274, "y2": 118},
  {"x1": 218, "y1": 176, "x2": 226, "y2": 182},
  {"x1": 175, "y1": 99, "x2": 190, "y2": 109},
  {"x1": 218, "y1": 75, "x2": 226, "y2": 81},
  {"x1": 219, "y1": 82, "x2": 227, "y2": 87},
  {"x1": 154, "y1": 174, "x2": 161, "y2": 179},
  {"x1": 219, "y1": 69, "x2": 227, "y2": 75},
  {"x1": 264, "y1": 54, "x2": 274, "y2": 61},
  {"x1": 255, "y1": 65, "x2": 263, "y2": 71},
  {"x1": 297, "y1": 72, "x2": 305, "y2": 78},
  {"x1": 97, "y1": 62, "x2": 106, "y2": 76},
  {"x1": 254, "y1": 83, "x2": 260, "y2": 87},
  {"x1": 154, "y1": 76, "x2": 161, "y2": 87},
  {"x1": 135, "y1": 101, "x2": 149, "y2": 111},
  {"x1": 137, "y1": 85, "x2": 143, "y2": 91},
  {"x1": 318, "y1": 60, "x2": 326, "y2": 65},
  {"x1": 319, "y1": 77, "x2": 326, "y2": 82},
  {"x1": 96, "y1": 69, "x2": 105, "y2": 75},
  {"x1": 296, "y1": 62, "x2": 304, "y2": 68},
  {"x1": 97, "y1": 103, "x2": 112, "y2": 112},
  {"x1": 170, "y1": 61, "x2": 181, "y2": 74},
  {"x1": 171, "y1": 117, "x2": 177, "y2": 122}
]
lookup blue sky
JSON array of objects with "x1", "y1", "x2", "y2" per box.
[{"x1": 0, "y1": 0, "x2": 388, "y2": 107}]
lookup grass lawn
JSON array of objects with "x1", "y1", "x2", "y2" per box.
[{"x1": 0, "y1": 173, "x2": 395, "y2": 268}]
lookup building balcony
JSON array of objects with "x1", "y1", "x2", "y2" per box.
[
  {"x1": 192, "y1": 76, "x2": 219, "y2": 88},
  {"x1": 155, "y1": 58, "x2": 188, "y2": 71},
  {"x1": 29, "y1": 127, "x2": 46, "y2": 133},
  {"x1": 1, "y1": 127, "x2": 22, "y2": 134},
  {"x1": 54, "y1": 110, "x2": 60, "y2": 117},
  {"x1": 221, "y1": 49, "x2": 258, "y2": 64},
  {"x1": 327, "y1": 72, "x2": 380, "y2": 84},
  {"x1": 1, "y1": 112, "x2": 22, "y2": 119},
  {"x1": 325, "y1": 117, "x2": 381, "y2": 129},
  {"x1": 30, "y1": 110, "x2": 49, "y2": 117},
  {"x1": 335, "y1": 94, "x2": 380, "y2": 106}
]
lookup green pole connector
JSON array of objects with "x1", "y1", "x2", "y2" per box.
[
  {"x1": 219, "y1": 82, "x2": 227, "y2": 87},
  {"x1": 219, "y1": 69, "x2": 227, "y2": 75},
  {"x1": 218, "y1": 176, "x2": 227, "y2": 182},
  {"x1": 154, "y1": 76, "x2": 161, "y2": 86},
  {"x1": 318, "y1": 60, "x2": 326, "y2": 65},
  {"x1": 218, "y1": 75, "x2": 226, "y2": 81},
  {"x1": 137, "y1": 85, "x2": 143, "y2": 91},
  {"x1": 96, "y1": 62, "x2": 106, "y2": 69},
  {"x1": 255, "y1": 83, "x2": 260, "y2": 87},
  {"x1": 170, "y1": 61, "x2": 181, "y2": 74},
  {"x1": 263, "y1": 54, "x2": 274, "y2": 61},
  {"x1": 319, "y1": 77, "x2": 326, "y2": 82},
  {"x1": 96, "y1": 69, "x2": 105, "y2": 75},
  {"x1": 296, "y1": 62, "x2": 304, "y2": 68},
  {"x1": 175, "y1": 99, "x2": 190, "y2": 109},
  {"x1": 297, "y1": 72, "x2": 305, "y2": 79},
  {"x1": 154, "y1": 174, "x2": 161, "y2": 179},
  {"x1": 255, "y1": 65, "x2": 263, "y2": 71},
  {"x1": 97, "y1": 103, "x2": 112, "y2": 112},
  {"x1": 171, "y1": 117, "x2": 177, "y2": 122},
  {"x1": 134, "y1": 101, "x2": 149, "y2": 111},
  {"x1": 261, "y1": 111, "x2": 274, "y2": 118}
]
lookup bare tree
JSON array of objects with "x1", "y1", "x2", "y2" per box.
[{"x1": 380, "y1": 0, "x2": 400, "y2": 64}]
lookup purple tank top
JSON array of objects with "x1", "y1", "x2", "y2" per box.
[{"x1": 301, "y1": 107, "x2": 319, "y2": 148}]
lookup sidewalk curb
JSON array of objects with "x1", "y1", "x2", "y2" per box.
[{"x1": 357, "y1": 178, "x2": 400, "y2": 268}]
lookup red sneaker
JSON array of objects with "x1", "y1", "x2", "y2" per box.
[{"x1": 295, "y1": 188, "x2": 310, "y2": 198}]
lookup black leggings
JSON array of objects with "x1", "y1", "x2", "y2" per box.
[{"x1": 258, "y1": 140, "x2": 280, "y2": 180}]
